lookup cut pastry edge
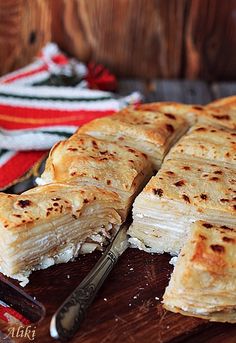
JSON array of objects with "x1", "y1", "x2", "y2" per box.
[
  {"x1": 0, "y1": 222, "x2": 120, "y2": 287},
  {"x1": 40, "y1": 133, "x2": 153, "y2": 193},
  {"x1": 129, "y1": 157, "x2": 236, "y2": 239},
  {"x1": 37, "y1": 168, "x2": 153, "y2": 222},
  {"x1": 163, "y1": 303, "x2": 236, "y2": 323},
  {"x1": 0, "y1": 183, "x2": 122, "y2": 285},
  {"x1": 77, "y1": 109, "x2": 191, "y2": 170},
  {"x1": 162, "y1": 221, "x2": 236, "y2": 323}
]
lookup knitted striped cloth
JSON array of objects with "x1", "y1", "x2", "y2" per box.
[{"x1": 0, "y1": 43, "x2": 141, "y2": 190}]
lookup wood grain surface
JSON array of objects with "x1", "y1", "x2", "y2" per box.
[
  {"x1": 0, "y1": 0, "x2": 236, "y2": 79},
  {"x1": 0, "y1": 250, "x2": 235, "y2": 343},
  {"x1": 50, "y1": 0, "x2": 236, "y2": 79},
  {"x1": 0, "y1": 80, "x2": 235, "y2": 343},
  {"x1": 0, "y1": 0, "x2": 51, "y2": 76}
]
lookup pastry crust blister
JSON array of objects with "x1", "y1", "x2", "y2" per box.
[
  {"x1": 163, "y1": 221, "x2": 236, "y2": 323},
  {"x1": 128, "y1": 158, "x2": 236, "y2": 254},
  {"x1": 40, "y1": 134, "x2": 152, "y2": 216},
  {"x1": 78, "y1": 108, "x2": 190, "y2": 169},
  {"x1": 167, "y1": 123, "x2": 236, "y2": 167},
  {"x1": 135, "y1": 101, "x2": 236, "y2": 130}
]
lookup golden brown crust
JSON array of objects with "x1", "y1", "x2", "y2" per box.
[
  {"x1": 163, "y1": 221, "x2": 236, "y2": 323},
  {"x1": 131, "y1": 102, "x2": 197, "y2": 124},
  {"x1": 167, "y1": 123, "x2": 236, "y2": 167},
  {"x1": 41, "y1": 134, "x2": 151, "y2": 193},
  {"x1": 114, "y1": 108, "x2": 188, "y2": 145},
  {"x1": 200, "y1": 107, "x2": 236, "y2": 130},
  {"x1": 134, "y1": 101, "x2": 236, "y2": 130},
  {"x1": 78, "y1": 108, "x2": 189, "y2": 168},
  {"x1": 144, "y1": 158, "x2": 236, "y2": 214},
  {"x1": 0, "y1": 183, "x2": 122, "y2": 232},
  {"x1": 207, "y1": 95, "x2": 236, "y2": 109},
  {"x1": 189, "y1": 221, "x2": 236, "y2": 274}
]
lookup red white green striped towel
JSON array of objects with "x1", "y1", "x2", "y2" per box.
[{"x1": 0, "y1": 43, "x2": 141, "y2": 190}]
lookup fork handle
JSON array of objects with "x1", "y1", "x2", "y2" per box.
[{"x1": 50, "y1": 250, "x2": 117, "y2": 341}]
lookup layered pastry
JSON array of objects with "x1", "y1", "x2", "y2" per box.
[
  {"x1": 163, "y1": 221, "x2": 236, "y2": 323},
  {"x1": 0, "y1": 183, "x2": 122, "y2": 286},
  {"x1": 199, "y1": 106, "x2": 236, "y2": 130},
  {"x1": 78, "y1": 108, "x2": 190, "y2": 170},
  {"x1": 207, "y1": 95, "x2": 236, "y2": 110},
  {"x1": 39, "y1": 134, "x2": 152, "y2": 218},
  {"x1": 134, "y1": 102, "x2": 236, "y2": 130},
  {"x1": 128, "y1": 102, "x2": 197, "y2": 125},
  {"x1": 128, "y1": 158, "x2": 236, "y2": 255},
  {"x1": 167, "y1": 123, "x2": 236, "y2": 168}
]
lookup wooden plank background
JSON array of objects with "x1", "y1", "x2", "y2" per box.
[{"x1": 0, "y1": 0, "x2": 236, "y2": 79}]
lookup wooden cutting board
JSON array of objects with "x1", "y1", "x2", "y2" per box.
[{"x1": 0, "y1": 249, "x2": 236, "y2": 343}]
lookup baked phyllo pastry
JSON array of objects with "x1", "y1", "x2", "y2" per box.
[
  {"x1": 207, "y1": 95, "x2": 236, "y2": 110},
  {"x1": 78, "y1": 108, "x2": 190, "y2": 170},
  {"x1": 134, "y1": 101, "x2": 236, "y2": 130},
  {"x1": 39, "y1": 134, "x2": 152, "y2": 219},
  {"x1": 0, "y1": 183, "x2": 122, "y2": 286},
  {"x1": 167, "y1": 123, "x2": 236, "y2": 168},
  {"x1": 128, "y1": 158, "x2": 236, "y2": 255},
  {"x1": 130, "y1": 102, "x2": 196, "y2": 125},
  {"x1": 198, "y1": 106, "x2": 236, "y2": 130},
  {"x1": 163, "y1": 221, "x2": 236, "y2": 323}
]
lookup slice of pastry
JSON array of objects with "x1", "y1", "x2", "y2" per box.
[
  {"x1": 39, "y1": 134, "x2": 152, "y2": 219},
  {"x1": 200, "y1": 107, "x2": 236, "y2": 130},
  {"x1": 78, "y1": 108, "x2": 190, "y2": 170},
  {"x1": 128, "y1": 158, "x2": 236, "y2": 255},
  {"x1": 134, "y1": 102, "x2": 236, "y2": 130},
  {"x1": 163, "y1": 221, "x2": 236, "y2": 323},
  {"x1": 130, "y1": 102, "x2": 197, "y2": 125},
  {"x1": 0, "y1": 183, "x2": 122, "y2": 286},
  {"x1": 167, "y1": 123, "x2": 236, "y2": 168},
  {"x1": 207, "y1": 95, "x2": 236, "y2": 110}
]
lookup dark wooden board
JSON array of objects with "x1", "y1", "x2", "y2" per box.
[
  {"x1": 1, "y1": 250, "x2": 235, "y2": 343},
  {"x1": 0, "y1": 251, "x2": 208, "y2": 343},
  {"x1": 0, "y1": 80, "x2": 236, "y2": 343}
]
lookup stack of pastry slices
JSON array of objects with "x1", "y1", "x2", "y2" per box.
[
  {"x1": 0, "y1": 94, "x2": 235, "y2": 323},
  {"x1": 129, "y1": 96, "x2": 236, "y2": 322},
  {"x1": 0, "y1": 107, "x2": 189, "y2": 285}
]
